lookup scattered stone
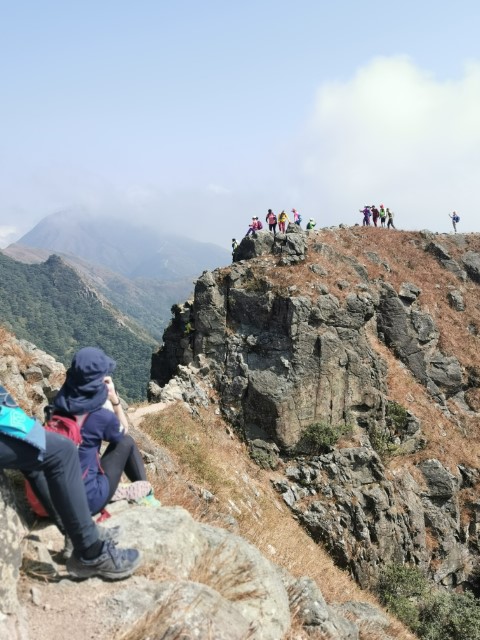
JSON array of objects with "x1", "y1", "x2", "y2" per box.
[{"x1": 447, "y1": 289, "x2": 465, "y2": 311}]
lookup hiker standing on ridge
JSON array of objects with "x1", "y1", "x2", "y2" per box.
[
  {"x1": 0, "y1": 384, "x2": 141, "y2": 580},
  {"x1": 386, "y1": 208, "x2": 396, "y2": 229},
  {"x1": 292, "y1": 209, "x2": 302, "y2": 227},
  {"x1": 379, "y1": 204, "x2": 386, "y2": 227},
  {"x1": 306, "y1": 218, "x2": 316, "y2": 230},
  {"x1": 266, "y1": 209, "x2": 277, "y2": 233},
  {"x1": 278, "y1": 210, "x2": 290, "y2": 233},
  {"x1": 449, "y1": 211, "x2": 460, "y2": 233},
  {"x1": 371, "y1": 205, "x2": 380, "y2": 227},
  {"x1": 360, "y1": 206, "x2": 371, "y2": 226}
]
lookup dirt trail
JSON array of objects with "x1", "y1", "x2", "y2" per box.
[{"x1": 20, "y1": 401, "x2": 170, "y2": 640}]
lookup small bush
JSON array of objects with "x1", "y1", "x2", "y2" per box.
[
  {"x1": 386, "y1": 400, "x2": 409, "y2": 431},
  {"x1": 419, "y1": 590, "x2": 480, "y2": 640},
  {"x1": 377, "y1": 563, "x2": 428, "y2": 632},
  {"x1": 296, "y1": 421, "x2": 352, "y2": 455},
  {"x1": 378, "y1": 563, "x2": 480, "y2": 640},
  {"x1": 369, "y1": 425, "x2": 397, "y2": 460}
]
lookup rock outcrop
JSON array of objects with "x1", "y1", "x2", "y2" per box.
[
  {"x1": 151, "y1": 228, "x2": 480, "y2": 594},
  {"x1": 0, "y1": 330, "x2": 382, "y2": 640}
]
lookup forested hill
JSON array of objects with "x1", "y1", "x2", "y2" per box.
[{"x1": 0, "y1": 252, "x2": 156, "y2": 400}]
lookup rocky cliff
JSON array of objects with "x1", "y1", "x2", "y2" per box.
[
  {"x1": 150, "y1": 226, "x2": 480, "y2": 594},
  {"x1": 1, "y1": 328, "x2": 395, "y2": 640}
]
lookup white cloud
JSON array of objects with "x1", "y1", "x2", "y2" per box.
[
  {"x1": 0, "y1": 226, "x2": 19, "y2": 248},
  {"x1": 296, "y1": 56, "x2": 480, "y2": 232},
  {"x1": 206, "y1": 184, "x2": 232, "y2": 195}
]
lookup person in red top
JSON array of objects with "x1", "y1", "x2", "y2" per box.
[
  {"x1": 265, "y1": 209, "x2": 277, "y2": 233},
  {"x1": 246, "y1": 216, "x2": 263, "y2": 235}
]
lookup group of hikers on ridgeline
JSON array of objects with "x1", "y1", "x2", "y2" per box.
[
  {"x1": 234, "y1": 205, "x2": 461, "y2": 248},
  {"x1": 244, "y1": 208, "x2": 317, "y2": 237},
  {"x1": 0, "y1": 347, "x2": 161, "y2": 582}
]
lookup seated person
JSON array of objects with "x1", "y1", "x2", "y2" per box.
[
  {"x1": 53, "y1": 347, "x2": 157, "y2": 516},
  {"x1": 0, "y1": 384, "x2": 141, "y2": 580}
]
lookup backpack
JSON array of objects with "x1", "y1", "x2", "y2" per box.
[
  {"x1": 25, "y1": 413, "x2": 88, "y2": 517},
  {"x1": 297, "y1": 215, "x2": 302, "y2": 222},
  {"x1": 256, "y1": 220, "x2": 263, "y2": 230},
  {"x1": 454, "y1": 215, "x2": 460, "y2": 223}
]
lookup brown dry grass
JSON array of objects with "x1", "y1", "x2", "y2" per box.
[{"x1": 139, "y1": 403, "x2": 416, "y2": 640}]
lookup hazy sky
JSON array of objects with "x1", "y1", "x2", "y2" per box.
[{"x1": 1, "y1": 1, "x2": 479, "y2": 248}]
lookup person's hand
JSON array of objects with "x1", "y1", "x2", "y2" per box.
[{"x1": 104, "y1": 376, "x2": 118, "y2": 403}]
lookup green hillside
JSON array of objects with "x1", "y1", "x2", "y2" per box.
[{"x1": 0, "y1": 252, "x2": 156, "y2": 401}]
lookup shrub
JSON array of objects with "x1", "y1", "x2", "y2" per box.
[
  {"x1": 385, "y1": 400, "x2": 409, "y2": 431},
  {"x1": 378, "y1": 563, "x2": 480, "y2": 640},
  {"x1": 377, "y1": 563, "x2": 428, "y2": 632},
  {"x1": 418, "y1": 591, "x2": 480, "y2": 640},
  {"x1": 296, "y1": 421, "x2": 352, "y2": 455}
]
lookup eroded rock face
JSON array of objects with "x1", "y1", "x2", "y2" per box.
[
  {"x1": 377, "y1": 282, "x2": 463, "y2": 400},
  {"x1": 152, "y1": 266, "x2": 386, "y2": 451},
  {"x1": 151, "y1": 232, "x2": 480, "y2": 593},
  {"x1": 274, "y1": 452, "x2": 477, "y2": 590}
]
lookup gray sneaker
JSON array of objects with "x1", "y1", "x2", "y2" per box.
[
  {"x1": 66, "y1": 541, "x2": 141, "y2": 581},
  {"x1": 62, "y1": 525, "x2": 122, "y2": 561}
]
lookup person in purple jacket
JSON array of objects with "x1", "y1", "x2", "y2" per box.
[{"x1": 53, "y1": 347, "x2": 155, "y2": 516}]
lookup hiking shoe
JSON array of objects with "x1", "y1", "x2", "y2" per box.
[
  {"x1": 97, "y1": 524, "x2": 122, "y2": 544},
  {"x1": 62, "y1": 525, "x2": 121, "y2": 561},
  {"x1": 66, "y1": 540, "x2": 141, "y2": 581},
  {"x1": 136, "y1": 491, "x2": 161, "y2": 507}
]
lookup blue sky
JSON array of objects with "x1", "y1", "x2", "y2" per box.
[{"x1": 1, "y1": 1, "x2": 479, "y2": 248}]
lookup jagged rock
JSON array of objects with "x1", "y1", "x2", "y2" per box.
[
  {"x1": 0, "y1": 473, "x2": 28, "y2": 640},
  {"x1": 447, "y1": 289, "x2": 465, "y2": 311},
  {"x1": 234, "y1": 232, "x2": 275, "y2": 261},
  {"x1": 310, "y1": 264, "x2": 327, "y2": 276},
  {"x1": 377, "y1": 282, "x2": 463, "y2": 397},
  {"x1": 425, "y1": 241, "x2": 451, "y2": 261},
  {"x1": 425, "y1": 241, "x2": 466, "y2": 280},
  {"x1": 332, "y1": 601, "x2": 391, "y2": 638},
  {"x1": 399, "y1": 282, "x2": 421, "y2": 302},
  {"x1": 116, "y1": 507, "x2": 291, "y2": 639},
  {"x1": 288, "y1": 576, "x2": 359, "y2": 639},
  {"x1": 462, "y1": 251, "x2": 480, "y2": 283},
  {"x1": 152, "y1": 267, "x2": 387, "y2": 450},
  {"x1": 418, "y1": 459, "x2": 459, "y2": 499},
  {"x1": 249, "y1": 439, "x2": 280, "y2": 470}
]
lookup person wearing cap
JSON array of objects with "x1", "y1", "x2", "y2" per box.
[
  {"x1": 52, "y1": 347, "x2": 155, "y2": 516},
  {"x1": 306, "y1": 218, "x2": 316, "y2": 230},
  {"x1": 292, "y1": 208, "x2": 302, "y2": 227},
  {"x1": 245, "y1": 216, "x2": 262, "y2": 236},
  {"x1": 0, "y1": 384, "x2": 141, "y2": 580}
]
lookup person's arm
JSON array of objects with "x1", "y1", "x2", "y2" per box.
[{"x1": 104, "y1": 376, "x2": 129, "y2": 433}]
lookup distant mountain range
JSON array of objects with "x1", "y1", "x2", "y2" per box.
[
  {"x1": 10, "y1": 210, "x2": 230, "y2": 279},
  {"x1": 0, "y1": 252, "x2": 155, "y2": 400},
  {"x1": 4, "y1": 210, "x2": 230, "y2": 339}
]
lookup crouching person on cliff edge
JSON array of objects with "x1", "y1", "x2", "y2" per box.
[{"x1": 0, "y1": 384, "x2": 141, "y2": 580}]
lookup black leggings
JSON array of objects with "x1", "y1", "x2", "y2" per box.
[
  {"x1": 0, "y1": 431, "x2": 98, "y2": 554},
  {"x1": 101, "y1": 434, "x2": 147, "y2": 505}
]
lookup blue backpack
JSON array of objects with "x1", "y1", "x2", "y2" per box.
[{"x1": 454, "y1": 215, "x2": 460, "y2": 223}]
